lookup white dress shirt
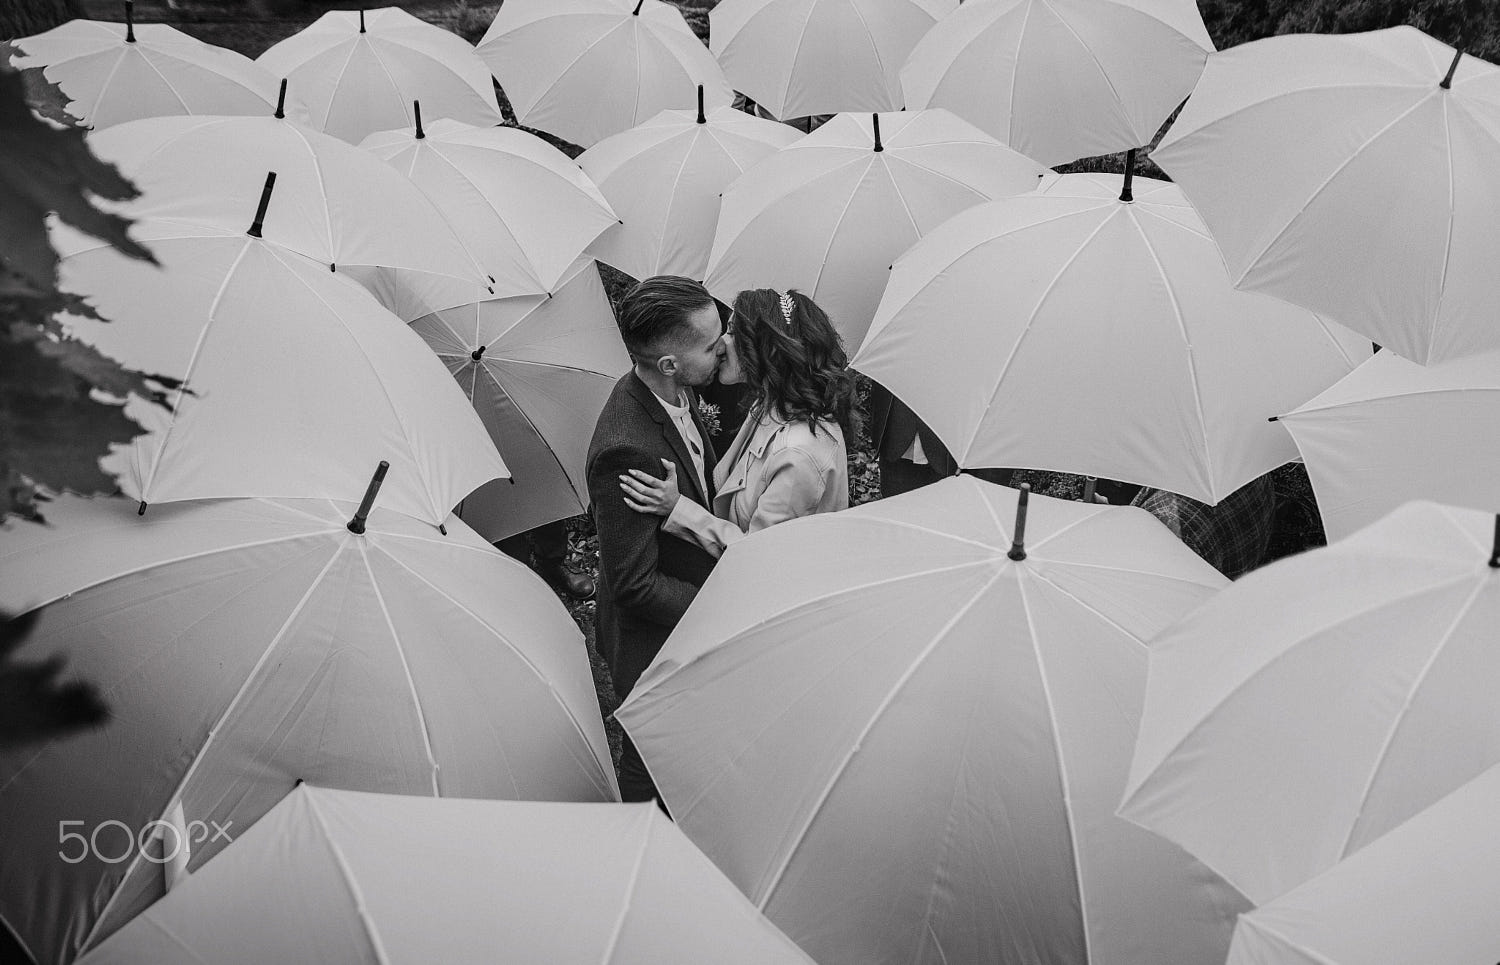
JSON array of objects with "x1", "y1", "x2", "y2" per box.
[{"x1": 653, "y1": 389, "x2": 709, "y2": 498}]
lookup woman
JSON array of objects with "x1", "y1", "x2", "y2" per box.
[{"x1": 618, "y1": 288, "x2": 856, "y2": 557}]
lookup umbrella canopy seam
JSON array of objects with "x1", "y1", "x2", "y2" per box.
[
  {"x1": 966, "y1": 205, "x2": 1115, "y2": 463},
  {"x1": 596, "y1": 806, "x2": 656, "y2": 965},
  {"x1": 1038, "y1": 0, "x2": 1133, "y2": 130},
  {"x1": 74, "y1": 545, "x2": 346, "y2": 953},
  {"x1": 1016, "y1": 568, "x2": 1094, "y2": 964},
  {"x1": 1425, "y1": 91, "x2": 1459, "y2": 359},
  {"x1": 304, "y1": 790, "x2": 398, "y2": 965},
  {"x1": 357, "y1": 541, "x2": 443, "y2": 796},
  {"x1": 752, "y1": 568, "x2": 1006, "y2": 910},
  {"x1": 1283, "y1": 384, "x2": 1500, "y2": 420},
  {"x1": 1122, "y1": 571, "x2": 1478, "y2": 806},
  {"x1": 1332, "y1": 574, "x2": 1490, "y2": 861},
  {"x1": 474, "y1": 363, "x2": 589, "y2": 506}
]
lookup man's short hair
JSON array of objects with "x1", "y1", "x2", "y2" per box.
[{"x1": 616, "y1": 275, "x2": 717, "y2": 359}]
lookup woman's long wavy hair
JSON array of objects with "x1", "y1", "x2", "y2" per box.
[{"x1": 730, "y1": 288, "x2": 860, "y2": 441}]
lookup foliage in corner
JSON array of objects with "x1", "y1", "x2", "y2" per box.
[{"x1": 0, "y1": 64, "x2": 176, "y2": 523}]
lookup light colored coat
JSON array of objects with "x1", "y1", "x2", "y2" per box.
[{"x1": 663, "y1": 407, "x2": 847, "y2": 557}]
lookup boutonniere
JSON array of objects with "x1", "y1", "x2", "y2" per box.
[{"x1": 695, "y1": 399, "x2": 721, "y2": 437}]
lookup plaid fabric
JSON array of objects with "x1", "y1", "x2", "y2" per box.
[{"x1": 1131, "y1": 475, "x2": 1277, "y2": 580}]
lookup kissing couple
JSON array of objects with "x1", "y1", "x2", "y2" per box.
[{"x1": 585, "y1": 275, "x2": 859, "y2": 804}]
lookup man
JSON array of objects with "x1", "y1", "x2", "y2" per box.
[{"x1": 586, "y1": 275, "x2": 725, "y2": 803}]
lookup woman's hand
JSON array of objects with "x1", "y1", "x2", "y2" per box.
[{"x1": 620, "y1": 459, "x2": 680, "y2": 517}]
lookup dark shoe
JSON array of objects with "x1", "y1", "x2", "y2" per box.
[{"x1": 536, "y1": 559, "x2": 595, "y2": 600}]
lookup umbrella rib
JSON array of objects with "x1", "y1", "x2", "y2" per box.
[
  {"x1": 778, "y1": 0, "x2": 820, "y2": 118},
  {"x1": 85, "y1": 45, "x2": 133, "y2": 129},
  {"x1": 286, "y1": 120, "x2": 340, "y2": 267},
  {"x1": 752, "y1": 568, "x2": 1005, "y2": 910},
  {"x1": 597, "y1": 808, "x2": 655, "y2": 965},
  {"x1": 1233, "y1": 916, "x2": 1331, "y2": 965},
  {"x1": 1334, "y1": 575, "x2": 1488, "y2": 862},
  {"x1": 1128, "y1": 205, "x2": 1218, "y2": 499},
  {"x1": 1119, "y1": 573, "x2": 1477, "y2": 807},
  {"x1": 76, "y1": 546, "x2": 346, "y2": 954},
  {"x1": 842, "y1": 0, "x2": 890, "y2": 100},
  {"x1": 1005, "y1": 0, "x2": 1034, "y2": 148},
  {"x1": 357, "y1": 540, "x2": 442, "y2": 796},
  {"x1": 269, "y1": 246, "x2": 448, "y2": 524},
  {"x1": 129, "y1": 47, "x2": 194, "y2": 115},
  {"x1": 375, "y1": 548, "x2": 617, "y2": 796},
  {"x1": 1235, "y1": 90, "x2": 1436, "y2": 288},
  {"x1": 478, "y1": 363, "x2": 588, "y2": 507},
  {"x1": 525, "y1": 17, "x2": 635, "y2": 122},
  {"x1": 1426, "y1": 89, "x2": 1459, "y2": 359},
  {"x1": 805, "y1": 155, "x2": 876, "y2": 305},
  {"x1": 650, "y1": 127, "x2": 707, "y2": 276},
  {"x1": 304, "y1": 791, "x2": 397, "y2": 965},
  {"x1": 363, "y1": 35, "x2": 417, "y2": 132},
  {"x1": 1282, "y1": 385, "x2": 1500, "y2": 421},
  {"x1": 964, "y1": 206, "x2": 1115, "y2": 464},
  {"x1": 137, "y1": 237, "x2": 257, "y2": 500},
  {"x1": 1040, "y1": 0, "x2": 1133, "y2": 133},
  {"x1": 1015, "y1": 570, "x2": 1094, "y2": 964},
  {"x1": 321, "y1": 37, "x2": 363, "y2": 132},
  {"x1": 421, "y1": 144, "x2": 544, "y2": 290}
]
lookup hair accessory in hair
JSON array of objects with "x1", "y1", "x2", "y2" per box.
[{"x1": 778, "y1": 290, "x2": 795, "y2": 329}]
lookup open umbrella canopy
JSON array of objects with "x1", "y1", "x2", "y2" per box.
[
  {"x1": 256, "y1": 6, "x2": 502, "y2": 145},
  {"x1": 1119, "y1": 500, "x2": 1500, "y2": 906},
  {"x1": 1225, "y1": 761, "x2": 1500, "y2": 965},
  {"x1": 1153, "y1": 26, "x2": 1500, "y2": 365},
  {"x1": 853, "y1": 172, "x2": 1367, "y2": 503},
  {"x1": 85, "y1": 114, "x2": 491, "y2": 310},
  {"x1": 7, "y1": 9, "x2": 300, "y2": 129},
  {"x1": 710, "y1": 0, "x2": 957, "y2": 120},
  {"x1": 900, "y1": 0, "x2": 1213, "y2": 166},
  {"x1": 619, "y1": 477, "x2": 1247, "y2": 965},
  {"x1": 78, "y1": 789, "x2": 815, "y2": 965},
  {"x1": 1278, "y1": 348, "x2": 1500, "y2": 542},
  {"x1": 578, "y1": 98, "x2": 800, "y2": 281},
  {"x1": 362, "y1": 118, "x2": 618, "y2": 299},
  {"x1": 407, "y1": 258, "x2": 631, "y2": 542},
  {"x1": 0, "y1": 494, "x2": 617, "y2": 965},
  {"x1": 54, "y1": 210, "x2": 507, "y2": 528},
  {"x1": 705, "y1": 109, "x2": 1051, "y2": 351},
  {"x1": 477, "y1": 0, "x2": 732, "y2": 148}
]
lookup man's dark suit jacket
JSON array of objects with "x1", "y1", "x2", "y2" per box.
[
  {"x1": 868, "y1": 380, "x2": 956, "y2": 477},
  {"x1": 586, "y1": 371, "x2": 719, "y2": 701}
]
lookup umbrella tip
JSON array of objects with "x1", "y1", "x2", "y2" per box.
[
  {"x1": 413, "y1": 100, "x2": 424, "y2": 139},
  {"x1": 359, "y1": 7, "x2": 366, "y2": 33},
  {"x1": 872, "y1": 114, "x2": 883, "y2": 152},
  {"x1": 471, "y1": 346, "x2": 485, "y2": 361},
  {"x1": 1007, "y1": 483, "x2": 1030, "y2": 561},
  {"x1": 1441, "y1": 47, "x2": 1463, "y2": 89},
  {"x1": 1489, "y1": 515, "x2": 1499, "y2": 568},
  {"x1": 633, "y1": 0, "x2": 645, "y2": 13},
  {"x1": 125, "y1": 0, "x2": 135, "y2": 43},
  {"x1": 346, "y1": 461, "x2": 390, "y2": 535},
  {"x1": 1119, "y1": 148, "x2": 1137, "y2": 203},
  {"x1": 274, "y1": 78, "x2": 287, "y2": 119},
  {"x1": 247, "y1": 171, "x2": 277, "y2": 238},
  {"x1": 697, "y1": 84, "x2": 706, "y2": 124},
  {"x1": 329, "y1": 263, "x2": 336, "y2": 272},
  {"x1": 1082, "y1": 476, "x2": 1097, "y2": 503},
  {"x1": 137, "y1": 500, "x2": 147, "y2": 516},
  {"x1": 438, "y1": 523, "x2": 447, "y2": 535},
  {"x1": 1267, "y1": 414, "x2": 1280, "y2": 423}
]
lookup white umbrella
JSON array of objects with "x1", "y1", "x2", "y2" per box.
[
  {"x1": 1226, "y1": 761, "x2": 1500, "y2": 965},
  {"x1": 54, "y1": 200, "x2": 507, "y2": 528},
  {"x1": 361, "y1": 117, "x2": 618, "y2": 299},
  {"x1": 619, "y1": 477, "x2": 1248, "y2": 965},
  {"x1": 1118, "y1": 500, "x2": 1500, "y2": 906},
  {"x1": 7, "y1": 4, "x2": 301, "y2": 129},
  {"x1": 578, "y1": 93, "x2": 800, "y2": 281},
  {"x1": 411, "y1": 258, "x2": 631, "y2": 542},
  {"x1": 86, "y1": 114, "x2": 491, "y2": 311},
  {"x1": 78, "y1": 788, "x2": 815, "y2": 965},
  {"x1": 0, "y1": 493, "x2": 617, "y2": 965},
  {"x1": 477, "y1": 0, "x2": 732, "y2": 148},
  {"x1": 256, "y1": 6, "x2": 502, "y2": 145},
  {"x1": 1153, "y1": 26, "x2": 1500, "y2": 364},
  {"x1": 1277, "y1": 348, "x2": 1500, "y2": 542},
  {"x1": 705, "y1": 109, "x2": 1051, "y2": 351},
  {"x1": 711, "y1": 0, "x2": 956, "y2": 120},
  {"x1": 853, "y1": 172, "x2": 1367, "y2": 503},
  {"x1": 900, "y1": 0, "x2": 1213, "y2": 166}
]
